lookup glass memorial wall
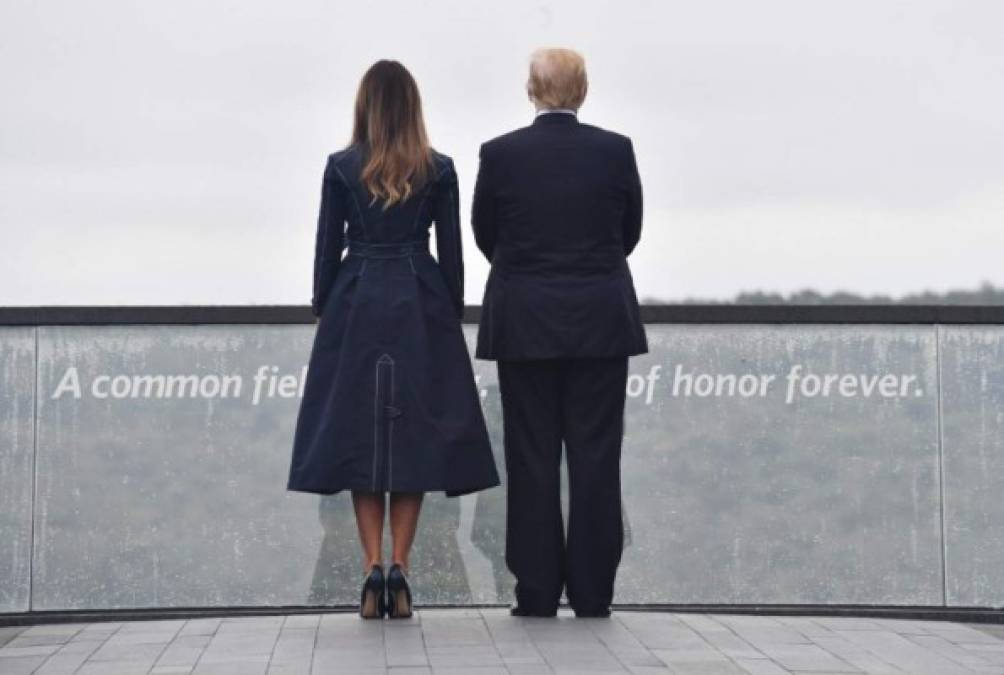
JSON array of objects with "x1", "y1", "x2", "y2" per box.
[
  {"x1": 1, "y1": 320, "x2": 1003, "y2": 612},
  {"x1": 0, "y1": 327, "x2": 34, "y2": 613}
]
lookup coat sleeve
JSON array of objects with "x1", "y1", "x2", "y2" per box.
[
  {"x1": 432, "y1": 158, "x2": 465, "y2": 319},
  {"x1": 471, "y1": 142, "x2": 497, "y2": 260},
  {"x1": 621, "y1": 137, "x2": 643, "y2": 257},
  {"x1": 310, "y1": 156, "x2": 347, "y2": 318}
]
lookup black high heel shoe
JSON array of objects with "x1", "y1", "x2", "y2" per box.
[
  {"x1": 359, "y1": 564, "x2": 386, "y2": 619},
  {"x1": 386, "y1": 563, "x2": 413, "y2": 619}
]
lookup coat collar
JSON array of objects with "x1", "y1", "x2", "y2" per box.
[{"x1": 532, "y1": 109, "x2": 579, "y2": 126}]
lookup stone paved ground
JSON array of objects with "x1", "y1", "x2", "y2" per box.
[{"x1": 1, "y1": 609, "x2": 1004, "y2": 674}]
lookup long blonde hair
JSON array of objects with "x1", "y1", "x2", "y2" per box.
[{"x1": 350, "y1": 60, "x2": 434, "y2": 209}]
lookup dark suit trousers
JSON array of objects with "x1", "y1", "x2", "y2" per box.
[{"x1": 497, "y1": 356, "x2": 628, "y2": 613}]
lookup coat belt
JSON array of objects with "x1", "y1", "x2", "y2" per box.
[{"x1": 345, "y1": 238, "x2": 430, "y2": 258}]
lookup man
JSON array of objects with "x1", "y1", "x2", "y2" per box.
[{"x1": 471, "y1": 48, "x2": 647, "y2": 617}]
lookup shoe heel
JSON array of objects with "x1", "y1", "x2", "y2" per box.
[
  {"x1": 388, "y1": 587, "x2": 412, "y2": 618},
  {"x1": 359, "y1": 565, "x2": 386, "y2": 619},
  {"x1": 360, "y1": 587, "x2": 381, "y2": 619},
  {"x1": 386, "y1": 564, "x2": 413, "y2": 619}
]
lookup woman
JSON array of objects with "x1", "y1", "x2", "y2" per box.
[{"x1": 287, "y1": 60, "x2": 500, "y2": 619}]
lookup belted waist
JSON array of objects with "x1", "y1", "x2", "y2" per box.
[{"x1": 345, "y1": 237, "x2": 430, "y2": 258}]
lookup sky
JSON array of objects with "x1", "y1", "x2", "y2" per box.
[{"x1": 2, "y1": 0, "x2": 1003, "y2": 306}]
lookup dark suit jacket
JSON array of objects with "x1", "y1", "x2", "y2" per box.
[{"x1": 471, "y1": 111, "x2": 648, "y2": 360}]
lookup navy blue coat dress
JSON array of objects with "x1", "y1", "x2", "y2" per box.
[{"x1": 287, "y1": 146, "x2": 500, "y2": 497}]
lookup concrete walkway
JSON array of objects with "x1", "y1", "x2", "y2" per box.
[{"x1": 2, "y1": 609, "x2": 1004, "y2": 675}]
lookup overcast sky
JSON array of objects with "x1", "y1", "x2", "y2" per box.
[{"x1": 2, "y1": 0, "x2": 1002, "y2": 306}]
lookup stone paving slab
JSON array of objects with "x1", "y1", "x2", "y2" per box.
[{"x1": 1, "y1": 610, "x2": 1004, "y2": 675}]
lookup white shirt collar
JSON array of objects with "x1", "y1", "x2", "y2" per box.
[{"x1": 535, "y1": 108, "x2": 578, "y2": 117}]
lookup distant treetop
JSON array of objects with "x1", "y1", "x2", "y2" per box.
[{"x1": 642, "y1": 281, "x2": 1004, "y2": 305}]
